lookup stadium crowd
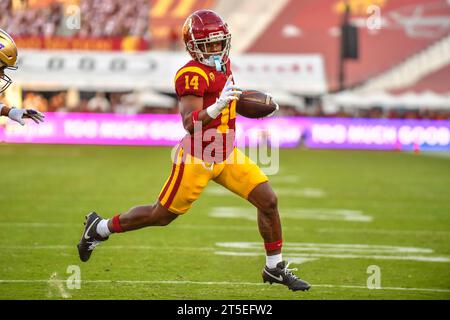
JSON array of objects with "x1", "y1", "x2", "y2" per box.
[
  {"x1": 0, "y1": 0, "x2": 149, "y2": 38},
  {"x1": 0, "y1": 0, "x2": 62, "y2": 37},
  {"x1": 77, "y1": 0, "x2": 149, "y2": 38}
]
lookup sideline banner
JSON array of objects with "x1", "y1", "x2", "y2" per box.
[{"x1": 1, "y1": 113, "x2": 449, "y2": 151}]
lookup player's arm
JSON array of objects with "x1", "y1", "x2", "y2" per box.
[
  {"x1": 180, "y1": 95, "x2": 212, "y2": 134},
  {"x1": 180, "y1": 75, "x2": 242, "y2": 134},
  {"x1": 0, "y1": 104, "x2": 45, "y2": 125}
]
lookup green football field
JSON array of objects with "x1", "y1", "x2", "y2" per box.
[{"x1": 0, "y1": 144, "x2": 449, "y2": 300}]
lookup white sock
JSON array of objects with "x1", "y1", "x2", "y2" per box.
[
  {"x1": 96, "y1": 219, "x2": 111, "y2": 238},
  {"x1": 266, "y1": 253, "x2": 282, "y2": 269}
]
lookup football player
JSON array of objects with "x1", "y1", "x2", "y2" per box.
[
  {"x1": 0, "y1": 29, "x2": 44, "y2": 125},
  {"x1": 78, "y1": 10, "x2": 310, "y2": 292}
]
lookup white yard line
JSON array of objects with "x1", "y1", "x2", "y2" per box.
[
  {"x1": 214, "y1": 242, "x2": 450, "y2": 263},
  {"x1": 214, "y1": 251, "x2": 450, "y2": 263},
  {"x1": 0, "y1": 222, "x2": 262, "y2": 231},
  {"x1": 2, "y1": 243, "x2": 448, "y2": 263},
  {"x1": 0, "y1": 222, "x2": 78, "y2": 227},
  {"x1": 209, "y1": 207, "x2": 372, "y2": 222},
  {"x1": 318, "y1": 228, "x2": 450, "y2": 236},
  {"x1": 0, "y1": 279, "x2": 449, "y2": 293},
  {"x1": 206, "y1": 186, "x2": 326, "y2": 198},
  {"x1": 217, "y1": 242, "x2": 433, "y2": 253},
  {"x1": 418, "y1": 152, "x2": 450, "y2": 160},
  {"x1": 0, "y1": 245, "x2": 215, "y2": 251},
  {"x1": 1, "y1": 222, "x2": 448, "y2": 237}
]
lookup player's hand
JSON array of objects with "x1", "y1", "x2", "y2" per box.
[
  {"x1": 265, "y1": 93, "x2": 279, "y2": 117},
  {"x1": 217, "y1": 75, "x2": 242, "y2": 110},
  {"x1": 8, "y1": 107, "x2": 45, "y2": 125}
]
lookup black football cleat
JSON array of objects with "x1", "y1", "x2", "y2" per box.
[
  {"x1": 77, "y1": 212, "x2": 108, "y2": 262},
  {"x1": 262, "y1": 261, "x2": 311, "y2": 291}
]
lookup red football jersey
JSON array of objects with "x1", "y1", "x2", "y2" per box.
[{"x1": 174, "y1": 59, "x2": 236, "y2": 162}]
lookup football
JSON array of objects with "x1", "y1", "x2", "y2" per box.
[{"x1": 235, "y1": 90, "x2": 278, "y2": 118}]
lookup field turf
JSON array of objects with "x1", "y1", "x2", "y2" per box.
[{"x1": 0, "y1": 144, "x2": 449, "y2": 300}]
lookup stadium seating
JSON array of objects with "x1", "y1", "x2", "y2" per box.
[
  {"x1": 359, "y1": 33, "x2": 450, "y2": 93},
  {"x1": 245, "y1": 0, "x2": 450, "y2": 90},
  {"x1": 391, "y1": 62, "x2": 450, "y2": 94},
  {"x1": 215, "y1": 0, "x2": 289, "y2": 53},
  {"x1": 0, "y1": 0, "x2": 149, "y2": 38}
]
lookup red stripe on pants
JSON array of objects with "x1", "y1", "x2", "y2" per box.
[
  {"x1": 159, "y1": 146, "x2": 181, "y2": 202},
  {"x1": 163, "y1": 161, "x2": 185, "y2": 209}
]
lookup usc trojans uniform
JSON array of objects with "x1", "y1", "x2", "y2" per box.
[
  {"x1": 77, "y1": 9, "x2": 311, "y2": 292},
  {"x1": 158, "y1": 59, "x2": 268, "y2": 214}
]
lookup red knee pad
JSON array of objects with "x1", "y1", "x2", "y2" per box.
[
  {"x1": 264, "y1": 240, "x2": 282, "y2": 251},
  {"x1": 111, "y1": 214, "x2": 123, "y2": 233}
]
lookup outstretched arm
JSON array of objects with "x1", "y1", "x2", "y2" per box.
[{"x1": 0, "y1": 104, "x2": 45, "y2": 125}]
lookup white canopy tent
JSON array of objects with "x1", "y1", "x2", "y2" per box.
[
  {"x1": 325, "y1": 90, "x2": 450, "y2": 111},
  {"x1": 13, "y1": 50, "x2": 328, "y2": 95},
  {"x1": 122, "y1": 90, "x2": 176, "y2": 109},
  {"x1": 268, "y1": 90, "x2": 305, "y2": 110}
]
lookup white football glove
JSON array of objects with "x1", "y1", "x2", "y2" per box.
[
  {"x1": 218, "y1": 75, "x2": 242, "y2": 109},
  {"x1": 206, "y1": 75, "x2": 242, "y2": 119},
  {"x1": 8, "y1": 107, "x2": 45, "y2": 126},
  {"x1": 265, "y1": 93, "x2": 279, "y2": 117}
]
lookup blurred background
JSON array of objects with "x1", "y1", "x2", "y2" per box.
[
  {"x1": 1, "y1": 0, "x2": 450, "y2": 300},
  {"x1": 0, "y1": 0, "x2": 450, "y2": 149}
]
